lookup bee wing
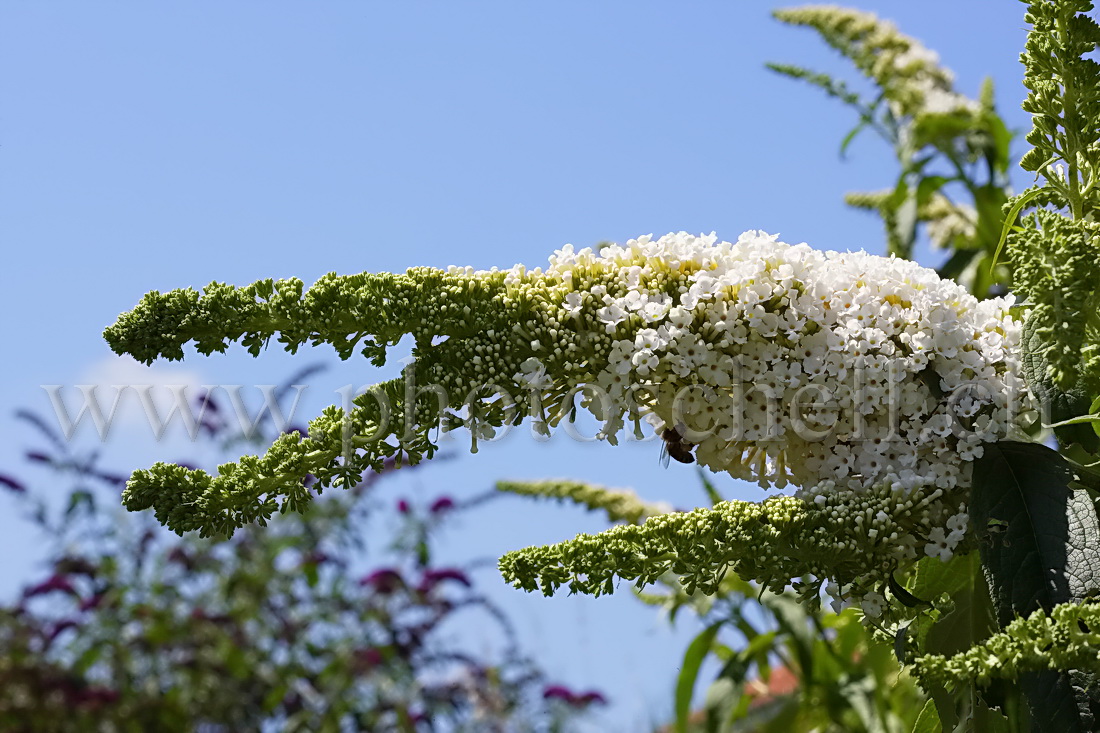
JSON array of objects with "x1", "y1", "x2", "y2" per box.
[{"x1": 659, "y1": 443, "x2": 671, "y2": 468}]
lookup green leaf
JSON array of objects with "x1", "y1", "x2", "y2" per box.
[
  {"x1": 304, "y1": 560, "x2": 320, "y2": 588},
  {"x1": 916, "y1": 552, "x2": 996, "y2": 657},
  {"x1": 891, "y1": 183, "x2": 919, "y2": 259},
  {"x1": 991, "y1": 187, "x2": 1043, "y2": 271},
  {"x1": 702, "y1": 676, "x2": 738, "y2": 733},
  {"x1": 972, "y1": 184, "x2": 1009, "y2": 251},
  {"x1": 971, "y1": 441, "x2": 1100, "y2": 620},
  {"x1": 911, "y1": 698, "x2": 941, "y2": 733},
  {"x1": 73, "y1": 644, "x2": 104, "y2": 676},
  {"x1": 985, "y1": 113, "x2": 1014, "y2": 176},
  {"x1": 840, "y1": 118, "x2": 869, "y2": 158},
  {"x1": 970, "y1": 440, "x2": 1100, "y2": 730},
  {"x1": 937, "y1": 247, "x2": 983, "y2": 282},
  {"x1": 889, "y1": 572, "x2": 929, "y2": 608},
  {"x1": 65, "y1": 490, "x2": 96, "y2": 521},
  {"x1": 916, "y1": 175, "x2": 951, "y2": 208},
  {"x1": 697, "y1": 467, "x2": 724, "y2": 506},
  {"x1": 894, "y1": 621, "x2": 912, "y2": 663},
  {"x1": 840, "y1": 674, "x2": 885, "y2": 733},
  {"x1": 1022, "y1": 315, "x2": 1098, "y2": 451},
  {"x1": 676, "y1": 622, "x2": 721, "y2": 733}
]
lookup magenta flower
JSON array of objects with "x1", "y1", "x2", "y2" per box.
[
  {"x1": 23, "y1": 574, "x2": 78, "y2": 599},
  {"x1": 46, "y1": 619, "x2": 80, "y2": 645},
  {"x1": 360, "y1": 568, "x2": 404, "y2": 594},
  {"x1": 417, "y1": 568, "x2": 472, "y2": 594},
  {"x1": 542, "y1": 684, "x2": 608, "y2": 707},
  {"x1": 577, "y1": 690, "x2": 608, "y2": 706},
  {"x1": 429, "y1": 496, "x2": 455, "y2": 514},
  {"x1": 542, "y1": 685, "x2": 573, "y2": 702}
]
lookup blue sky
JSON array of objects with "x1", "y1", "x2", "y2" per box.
[{"x1": 1, "y1": 2, "x2": 1034, "y2": 728}]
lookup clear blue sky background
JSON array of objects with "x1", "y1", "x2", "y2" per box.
[{"x1": 1, "y1": 2, "x2": 1033, "y2": 729}]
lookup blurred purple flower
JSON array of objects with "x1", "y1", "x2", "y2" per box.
[
  {"x1": 542, "y1": 685, "x2": 573, "y2": 702},
  {"x1": 194, "y1": 388, "x2": 220, "y2": 414},
  {"x1": 360, "y1": 568, "x2": 404, "y2": 594},
  {"x1": 396, "y1": 498, "x2": 411, "y2": 514},
  {"x1": 92, "y1": 470, "x2": 128, "y2": 487},
  {"x1": 429, "y1": 496, "x2": 455, "y2": 514},
  {"x1": 0, "y1": 473, "x2": 26, "y2": 493},
  {"x1": 577, "y1": 690, "x2": 608, "y2": 706},
  {"x1": 417, "y1": 568, "x2": 471, "y2": 594},
  {"x1": 46, "y1": 619, "x2": 80, "y2": 645},
  {"x1": 167, "y1": 546, "x2": 194, "y2": 569},
  {"x1": 542, "y1": 684, "x2": 608, "y2": 707},
  {"x1": 25, "y1": 451, "x2": 51, "y2": 464},
  {"x1": 24, "y1": 574, "x2": 79, "y2": 599}
]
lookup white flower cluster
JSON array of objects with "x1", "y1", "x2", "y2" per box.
[{"x1": 507, "y1": 231, "x2": 1026, "y2": 567}]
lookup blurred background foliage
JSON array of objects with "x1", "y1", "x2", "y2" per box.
[
  {"x1": 769, "y1": 5, "x2": 1015, "y2": 300},
  {"x1": 0, "y1": 371, "x2": 603, "y2": 732}
]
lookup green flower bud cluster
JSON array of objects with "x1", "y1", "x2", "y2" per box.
[
  {"x1": 1009, "y1": 208, "x2": 1100, "y2": 394},
  {"x1": 912, "y1": 601, "x2": 1100, "y2": 686},
  {"x1": 498, "y1": 482, "x2": 952, "y2": 602},
  {"x1": 496, "y1": 479, "x2": 669, "y2": 526},
  {"x1": 1019, "y1": 0, "x2": 1100, "y2": 220},
  {"x1": 105, "y1": 267, "x2": 554, "y2": 535}
]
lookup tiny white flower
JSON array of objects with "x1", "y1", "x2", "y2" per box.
[
  {"x1": 632, "y1": 349, "x2": 659, "y2": 376},
  {"x1": 860, "y1": 591, "x2": 885, "y2": 619},
  {"x1": 924, "y1": 527, "x2": 953, "y2": 562},
  {"x1": 563, "y1": 291, "x2": 584, "y2": 316}
]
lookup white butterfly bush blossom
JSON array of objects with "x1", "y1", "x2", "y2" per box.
[
  {"x1": 106, "y1": 229, "x2": 1029, "y2": 609},
  {"x1": 488, "y1": 231, "x2": 1028, "y2": 608}
]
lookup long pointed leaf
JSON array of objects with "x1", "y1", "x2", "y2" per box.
[
  {"x1": 991, "y1": 188, "x2": 1043, "y2": 271},
  {"x1": 676, "y1": 623, "x2": 721, "y2": 733}
]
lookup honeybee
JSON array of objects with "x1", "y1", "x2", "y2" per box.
[{"x1": 660, "y1": 423, "x2": 696, "y2": 467}]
